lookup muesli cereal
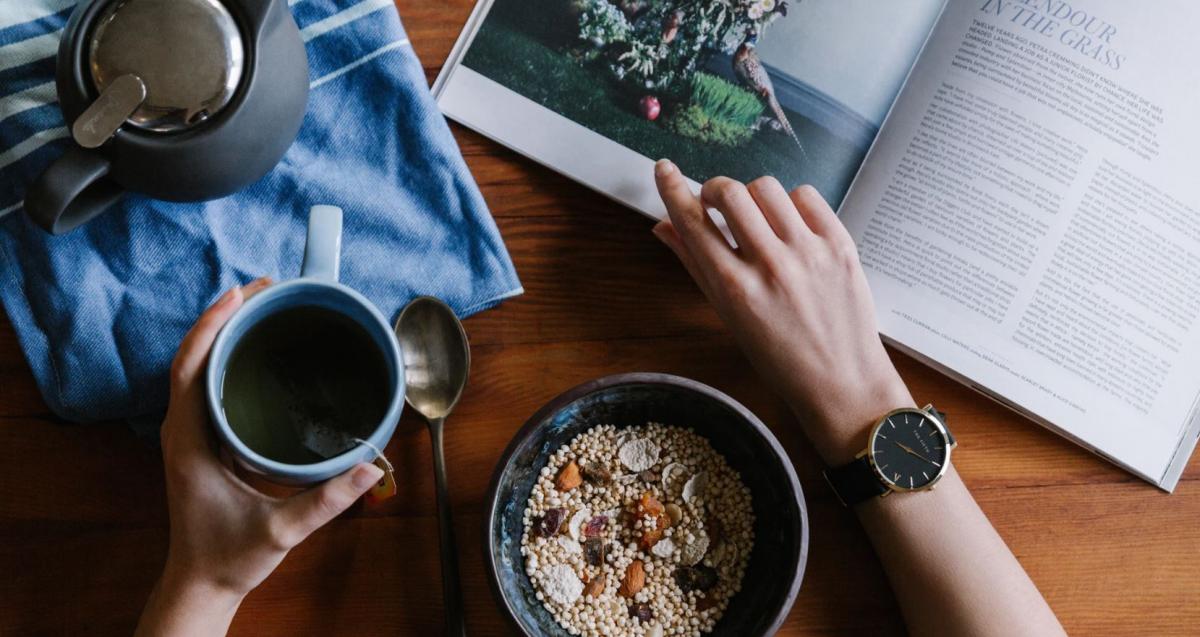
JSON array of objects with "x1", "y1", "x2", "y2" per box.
[{"x1": 521, "y1": 423, "x2": 754, "y2": 637}]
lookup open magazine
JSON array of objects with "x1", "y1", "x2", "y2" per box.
[{"x1": 435, "y1": 0, "x2": 1200, "y2": 490}]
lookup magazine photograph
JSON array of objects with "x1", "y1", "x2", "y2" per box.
[{"x1": 439, "y1": 0, "x2": 942, "y2": 210}]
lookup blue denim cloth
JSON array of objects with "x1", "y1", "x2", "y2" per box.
[{"x1": 0, "y1": 0, "x2": 522, "y2": 422}]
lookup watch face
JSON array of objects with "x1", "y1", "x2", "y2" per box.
[{"x1": 869, "y1": 410, "x2": 951, "y2": 490}]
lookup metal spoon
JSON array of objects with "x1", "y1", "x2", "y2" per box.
[{"x1": 396, "y1": 296, "x2": 469, "y2": 637}]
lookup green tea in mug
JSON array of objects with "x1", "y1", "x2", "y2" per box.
[{"x1": 220, "y1": 305, "x2": 392, "y2": 464}]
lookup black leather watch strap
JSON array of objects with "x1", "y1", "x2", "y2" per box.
[
  {"x1": 823, "y1": 456, "x2": 889, "y2": 507},
  {"x1": 929, "y1": 406, "x2": 955, "y2": 445}
]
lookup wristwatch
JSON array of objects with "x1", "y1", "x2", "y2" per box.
[{"x1": 823, "y1": 405, "x2": 956, "y2": 507}]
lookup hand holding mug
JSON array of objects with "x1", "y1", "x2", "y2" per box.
[{"x1": 136, "y1": 279, "x2": 382, "y2": 637}]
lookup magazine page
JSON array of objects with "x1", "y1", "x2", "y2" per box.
[
  {"x1": 436, "y1": 0, "x2": 944, "y2": 216},
  {"x1": 839, "y1": 0, "x2": 1200, "y2": 488}
]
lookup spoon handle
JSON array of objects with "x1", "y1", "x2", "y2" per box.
[{"x1": 429, "y1": 417, "x2": 467, "y2": 636}]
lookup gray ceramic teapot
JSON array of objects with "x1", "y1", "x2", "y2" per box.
[{"x1": 24, "y1": 0, "x2": 309, "y2": 234}]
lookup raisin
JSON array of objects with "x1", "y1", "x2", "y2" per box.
[
  {"x1": 639, "y1": 469, "x2": 660, "y2": 483},
  {"x1": 674, "y1": 566, "x2": 698, "y2": 592},
  {"x1": 674, "y1": 564, "x2": 719, "y2": 593},
  {"x1": 583, "y1": 515, "x2": 608, "y2": 538},
  {"x1": 584, "y1": 538, "x2": 607, "y2": 566},
  {"x1": 537, "y1": 507, "x2": 567, "y2": 538},
  {"x1": 706, "y1": 513, "x2": 725, "y2": 546},
  {"x1": 628, "y1": 602, "x2": 654, "y2": 622},
  {"x1": 693, "y1": 564, "x2": 719, "y2": 591},
  {"x1": 580, "y1": 462, "x2": 612, "y2": 485}
]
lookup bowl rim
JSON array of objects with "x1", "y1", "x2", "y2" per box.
[{"x1": 482, "y1": 372, "x2": 810, "y2": 636}]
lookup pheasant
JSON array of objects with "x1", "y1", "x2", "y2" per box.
[{"x1": 733, "y1": 29, "x2": 807, "y2": 157}]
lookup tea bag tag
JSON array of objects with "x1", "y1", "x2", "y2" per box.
[
  {"x1": 353, "y1": 438, "x2": 397, "y2": 503},
  {"x1": 73, "y1": 74, "x2": 146, "y2": 149},
  {"x1": 368, "y1": 457, "x2": 398, "y2": 503}
]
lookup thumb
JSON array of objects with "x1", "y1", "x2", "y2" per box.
[{"x1": 275, "y1": 463, "x2": 383, "y2": 545}]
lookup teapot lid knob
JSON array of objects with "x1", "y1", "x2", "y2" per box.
[{"x1": 88, "y1": 0, "x2": 246, "y2": 133}]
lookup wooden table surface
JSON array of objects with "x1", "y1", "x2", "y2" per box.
[{"x1": 3, "y1": 2, "x2": 1198, "y2": 635}]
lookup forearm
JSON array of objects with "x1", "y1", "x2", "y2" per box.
[
  {"x1": 791, "y1": 377, "x2": 1065, "y2": 637},
  {"x1": 135, "y1": 567, "x2": 244, "y2": 637},
  {"x1": 647, "y1": 165, "x2": 1064, "y2": 636},
  {"x1": 858, "y1": 468, "x2": 1065, "y2": 637}
]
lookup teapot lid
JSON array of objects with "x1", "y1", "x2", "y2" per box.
[{"x1": 88, "y1": 0, "x2": 245, "y2": 133}]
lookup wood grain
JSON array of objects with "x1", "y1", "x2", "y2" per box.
[{"x1": 0, "y1": 1, "x2": 1197, "y2": 635}]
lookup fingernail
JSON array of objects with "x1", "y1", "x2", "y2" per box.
[
  {"x1": 215, "y1": 286, "x2": 240, "y2": 309},
  {"x1": 655, "y1": 159, "x2": 675, "y2": 177},
  {"x1": 353, "y1": 463, "x2": 384, "y2": 490}
]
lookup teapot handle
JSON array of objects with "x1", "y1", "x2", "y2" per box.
[{"x1": 24, "y1": 146, "x2": 125, "y2": 235}]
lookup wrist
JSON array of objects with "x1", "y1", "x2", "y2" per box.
[
  {"x1": 137, "y1": 563, "x2": 245, "y2": 636},
  {"x1": 793, "y1": 371, "x2": 915, "y2": 466},
  {"x1": 159, "y1": 563, "x2": 246, "y2": 606}
]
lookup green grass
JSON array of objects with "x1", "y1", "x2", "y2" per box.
[
  {"x1": 461, "y1": 0, "x2": 870, "y2": 208},
  {"x1": 668, "y1": 73, "x2": 764, "y2": 146},
  {"x1": 689, "y1": 72, "x2": 765, "y2": 129}
]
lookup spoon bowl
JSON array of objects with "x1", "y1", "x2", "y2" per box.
[
  {"x1": 395, "y1": 296, "x2": 470, "y2": 637},
  {"x1": 396, "y1": 297, "x2": 471, "y2": 421}
]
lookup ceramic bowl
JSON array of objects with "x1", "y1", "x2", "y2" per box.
[{"x1": 484, "y1": 373, "x2": 809, "y2": 636}]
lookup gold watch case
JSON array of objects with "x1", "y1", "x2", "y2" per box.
[{"x1": 856, "y1": 404, "x2": 956, "y2": 496}]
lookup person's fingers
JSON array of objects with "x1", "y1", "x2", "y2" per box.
[
  {"x1": 170, "y1": 285, "x2": 245, "y2": 394},
  {"x1": 218, "y1": 444, "x2": 238, "y2": 471},
  {"x1": 241, "y1": 276, "x2": 273, "y2": 302},
  {"x1": 162, "y1": 281, "x2": 260, "y2": 461},
  {"x1": 789, "y1": 185, "x2": 846, "y2": 240},
  {"x1": 163, "y1": 284, "x2": 244, "y2": 456},
  {"x1": 746, "y1": 176, "x2": 810, "y2": 243},
  {"x1": 274, "y1": 463, "x2": 383, "y2": 546},
  {"x1": 653, "y1": 220, "x2": 714, "y2": 299},
  {"x1": 654, "y1": 160, "x2": 735, "y2": 267},
  {"x1": 700, "y1": 177, "x2": 779, "y2": 257}
]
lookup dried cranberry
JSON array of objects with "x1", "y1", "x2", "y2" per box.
[
  {"x1": 628, "y1": 602, "x2": 654, "y2": 622},
  {"x1": 583, "y1": 515, "x2": 608, "y2": 538},
  {"x1": 537, "y1": 507, "x2": 567, "y2": 537},
  {"x1": 584, "y1": 538, "x2": 607, "y2": 566}
]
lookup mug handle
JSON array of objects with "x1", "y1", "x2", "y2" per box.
[
  {"x1": 301, "y1": 205, "x2": 343, "y2": 282},
  {"x1": 24, "y1": 146, "x2": 125, "y2": 235}
]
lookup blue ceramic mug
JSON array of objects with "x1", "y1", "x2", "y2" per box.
[{"x1": 205, "y1": 205, "x2": 405, "y2": 485}]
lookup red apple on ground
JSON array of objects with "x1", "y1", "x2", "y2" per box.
[{"x1": 640, "y1": 96, "x2": 661, "y2": 121}]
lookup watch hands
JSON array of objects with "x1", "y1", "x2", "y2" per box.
[{"x1": 894, "y1": 442, "x2": 941, "y2": 467}]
